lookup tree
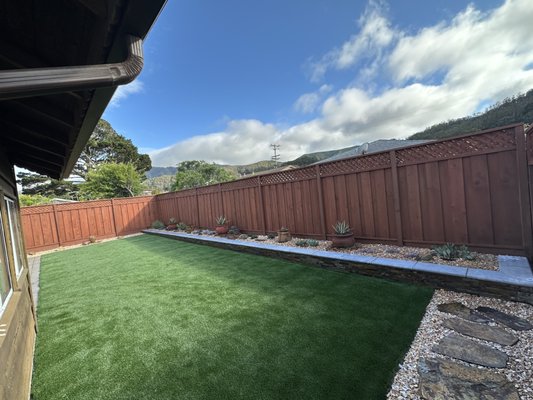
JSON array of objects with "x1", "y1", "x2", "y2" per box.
[
  {"x1": 16, "y1": 172, "x2": 79, "y2": 199},
  {"x1": 17, "y1": 119, "x2": 151, "y2": 199},
  {"x1": 75, "y1": 119, "x2": 151, "y2": 178},
  {"x1": 172, "y1": 161, "x2": 237, "y2": 190},
  {"x1": 18, "y1": 194, "x2": 52, "y2": 207},
  {"x1": 80, "y1": 163, "x2": 143, "y2": 199}
]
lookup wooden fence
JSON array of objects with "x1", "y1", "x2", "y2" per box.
[
  {"x1": 20, "y1": 124, "x2": 533, "y2": 257},
  {"x1": 21, "y1": 196, "x2": 157, "y2": 252},
  {"x1": 157, "y1": 124, "x2": 533, "y2": 257}
]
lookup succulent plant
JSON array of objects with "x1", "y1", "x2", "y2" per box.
[
  {"x1": 432, "y1": 243, "x2": 475, "y2": 261},
  {"x1": 216, "y1": 215, "x2": 227, "y2": 225},
  {"x1": 168, "y1": 217, "x2": 177, "y2": 225},
  {"x1": 151, "y1": 220, "x2": 165, "y2": 229},
  {"x1": 333, "y1": 220, "x2": 351, "y2": 235}
]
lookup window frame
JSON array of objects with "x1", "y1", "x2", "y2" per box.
[
  {"x1": 0, "y1": 202, "x2": 13, "y2": 318},
  {"x1": 4, "y1": 197, "x2": 24, "y2": 278}
]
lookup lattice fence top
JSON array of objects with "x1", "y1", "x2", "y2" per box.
[
  {"x1": 55, "y1": 200, "x2": 112, "y2": 210},
  {"x1": 396, "y1": 128, "x2": 516, "y2": 166},
  {"x1": 222, "y1": 177, "x2": 259, "y2": 191},
  {"x1": 21, "y1": 205, "x2": 54, "y2": 214},
  {"x1": 113, "y1": 196, "x2": 154, "y2": 205},
  {"x1": 197, "y1": 185, "x2": 219, "y2": 195},
  {"x1": 319, "y1": 152, "x2": 391, "y2": 176},
  {"x1": 260, "y1": 166, "x2": 316, "y2": 185}
]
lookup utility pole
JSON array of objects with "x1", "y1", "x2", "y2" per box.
[{"x1": 270, "y1": 144, "x2": 280, "y2": 167}]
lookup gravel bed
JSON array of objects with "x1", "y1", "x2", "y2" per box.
[
  {"x1": 233, "y1": 235, "x2": 499, "y2": 271},
  {"x1": 386, "y1": 289, "x2": 533, "y2": 399}
]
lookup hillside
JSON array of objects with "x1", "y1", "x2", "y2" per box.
[
  {"x1": 409, "y1": 89, "x2": 533, "y2": 140},
  {"x1": 147, "y1": 89, "x2": 533, "y2": 183}
]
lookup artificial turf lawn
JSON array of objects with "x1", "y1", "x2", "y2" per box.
[{"x1": 31, "y1": 234, "x2": 433, "y2": 400}]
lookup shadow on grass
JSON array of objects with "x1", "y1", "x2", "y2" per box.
[{"x1": 32, "y1": 234, "x2": 433, "y2": 400}]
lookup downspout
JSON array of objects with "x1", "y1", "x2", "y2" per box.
[{"x1": 0, "y1": 35, "x2": 143, "y2": 100}]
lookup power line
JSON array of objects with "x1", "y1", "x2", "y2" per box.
[{"x1": 270, "y1": 144, "x2": 280, "y2": 167}]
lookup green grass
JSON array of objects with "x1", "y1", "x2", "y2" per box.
[{"x1": 31, "y1": 235, "x2": 433, "y2": 400}]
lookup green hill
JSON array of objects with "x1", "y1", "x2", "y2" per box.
[{"x1": 409, "y1": 89, "x2": 533, "y2": 140}]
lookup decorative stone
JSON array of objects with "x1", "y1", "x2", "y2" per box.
[
  {"x1": 418, "y1": 358, "x2": 520, "y2": 400},
  {"x1": 476, "y1": 306, "x2": 533, "y2": 331},
  {"x1": 437, "y1": 302, "x2": 492, "y2": 323},
  {"x1": 238, "y1": 234, "x2": 248, "y2": 240},
  {"x1": 433, "y1": 333, "x2": 508, "y2": 368},
  {"x1": 443, "y1": 318, "x2": 518, "y2": 346}
]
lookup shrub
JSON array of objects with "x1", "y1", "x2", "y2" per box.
[
  {"x1": 151, "y1": 220, "x2": 165, "y2": 229},
  {"x1": 432, "y1": 243, "x2": 475, "y2": 261},
  {"x1": 295, "y1": 239, "x2": 320, "y2": 247},
  {"x1": 177, "y1": 222, "x2": 188, "y2": 231},
  {"x1": 228, "y1": 226, "x2": 240, "y2": 235}
]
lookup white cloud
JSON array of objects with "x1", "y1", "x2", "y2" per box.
[
  {"x1": 110, "y1": 80, "x2": 144, "y2": 107},
  {"x1": 307, "y1": 0, "x2": 397, "y2": 82},
  {"x1": 294, "y1": 84, "x2": 332, "y2": 113},
  {"x1": 150, "y1": 0, "x2": 533, "y2": 167}
]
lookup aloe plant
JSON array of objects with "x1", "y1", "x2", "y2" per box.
[
  {"x1": 333, "y1": 220, "x2": 351, "y2": 235},
  {"x1": 216, "y1": 215, "x2": 227, "y2": 225}
]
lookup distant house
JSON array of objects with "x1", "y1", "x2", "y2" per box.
[
  {"x1": 318, "y1": 139, "x2": 433, "y2": 163},
  {"x1": 0, "y1": 1, "x2": 165, "y2": 398}
]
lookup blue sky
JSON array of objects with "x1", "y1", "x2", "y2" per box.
[{"x1": 103, "y1": 0, "x2": 533, "y2": 166}]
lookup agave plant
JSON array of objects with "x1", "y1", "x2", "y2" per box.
[
  {"x1": 216, "y1": 215, "x2": 227, "y2": 226},
  {"x1": 333, "y1": 220, "x2": 351, "y2": 235}
]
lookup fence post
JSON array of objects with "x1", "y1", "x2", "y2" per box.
[
  {"x1": 515, "y1": 126, "x2": 533, "y2": 259},
  {"x1": 315, "y1": 164, "x2": 327, "y2": 240},
  {"x1": 257, "y1": 177, "x2": 267, "y2": 235},
  {"x1": 218, "y1": 183, "x2": 224, "y2": 218},
  {"x1": 195, "y1": 188, "x2": 200, "y2": 227},
  {"x1": 52, "y1": 204, "x2": 62, "y2": 247},
  {"x1": 390, "y1": 150, "x2": 404, "y2": 246},
  {"x1": 110, "y1": 199, "x2": 119, "y2": 237}
]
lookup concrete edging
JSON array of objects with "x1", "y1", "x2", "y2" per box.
[{"x1": 143, "y1": 229, "x2": 533, "y2": 305}]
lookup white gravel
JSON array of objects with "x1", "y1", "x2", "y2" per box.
[
  {"x1": 386, "y1": 290, "x2": 533, "y2": 400},
  {"x1": 235, "y1": 235, "x2": 499, "y2": 271}
]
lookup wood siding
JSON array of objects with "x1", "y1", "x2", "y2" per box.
[{"x1": 0, "y1": 147, "x2": 36, "y2": 400}]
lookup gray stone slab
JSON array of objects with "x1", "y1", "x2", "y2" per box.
[
  {"x1": 433, "y1": 333, "x2": 508, "y2": 368},
  {"x1": 437, "y1": 302, "x2": 492, "y2": 324},
  {"x1": 418, "y1": 358, "x2": 519, "y2": 400},
  {"x1": 467, "y1": 268, "x2": 533, "y2": 287},
  {"x1": 370, "y1": 257, "x2": 416, "y2": 270},
  {"x1": 413, "y1": 261, "x2": 467, "y2": 277},
  {"x1": 476, "y1": 306, "x2": 533, "y2": 331},
  {"x1": 443, "y1": 317, "x2": 518, "y2": 346},
  {"x1": 498, "y1": 255, "x2": 533, "y2": 279},
  {"x1": 28, "y1": 256, "x2": 41, "y2": 310}
]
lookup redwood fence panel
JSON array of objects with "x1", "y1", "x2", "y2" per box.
[
  {"x1": 20, "y1": 196, "x2": 157, "y2": 252},
  {"x1": 155, "y1": 124, "x2": 533, "y2": 257},
  {"x1": 20, "y1": 123, "x2": 533, "y2": 257}
]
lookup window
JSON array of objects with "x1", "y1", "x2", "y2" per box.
[
  {"x1": 0, "y1": 210, "x2": 13, "y2": 316},
  {"x1": 5, "y1": 198, "x2": 24, "y2": 277}
]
